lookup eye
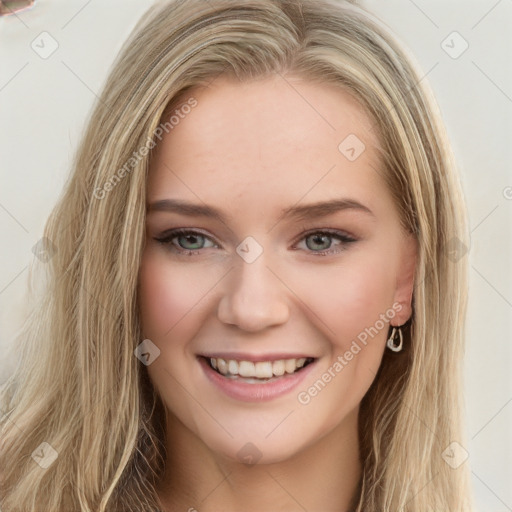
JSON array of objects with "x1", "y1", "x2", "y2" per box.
[
  {"x1": 293, "y1": 229, "x2": 357, "y2": 256},
  {"x1": 154, "y1": 227, "x2": 357, "y2": 257},
  {"x1": 154, "y1": 228, "x2": 217, "y2": 256}
]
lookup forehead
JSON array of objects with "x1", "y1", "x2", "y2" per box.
[{"x1": 147, "y1": 75, "x2": 388, "y2": 222}]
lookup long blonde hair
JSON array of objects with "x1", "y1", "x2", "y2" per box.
[{"x1": 0, "y1": 0, "x2": 473, "y2": 510}]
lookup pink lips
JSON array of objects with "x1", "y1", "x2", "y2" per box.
[{"x1": 198, "y1": 356, "x2": 316, "y2": 402}]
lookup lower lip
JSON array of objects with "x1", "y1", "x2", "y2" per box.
[{"x1": 198, "y1": 357, "x2": 316, "y2": 402}]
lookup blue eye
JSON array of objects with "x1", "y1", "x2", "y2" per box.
[
  {"x1": 295, "y1": 230, "x2": 357, "y2": 256},
  {"x1": 154, "y1": 228, "x2": 357, "y2": 257},
  {"x1": 155, "y1": 229, "x2": 217, "y2": 256}
]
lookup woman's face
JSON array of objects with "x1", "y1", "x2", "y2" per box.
[{"x1": 138, "y1": 75, "x2": 417, "y2": 464}]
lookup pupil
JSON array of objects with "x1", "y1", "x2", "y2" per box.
[
  {"x1": 307, "y1": 234, "x2": 330, "y2": 251},
  {"x1": 180, "y1": 234, "x2": 202, "y2": 250}
]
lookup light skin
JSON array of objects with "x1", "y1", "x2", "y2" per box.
[{"x1": 138, "y1": 74, "x2": 417, "y2": 512}]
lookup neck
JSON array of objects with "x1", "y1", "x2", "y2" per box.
[{"x1": 156, "y1": 407, "x2": 362, "y2": 512}]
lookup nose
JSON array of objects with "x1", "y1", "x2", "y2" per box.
[{"x1": 217, "y1": 254, "x2": 290, "y2": 332}]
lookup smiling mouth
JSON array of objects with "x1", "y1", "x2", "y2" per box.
[{"x1": 201, "y1": 356, "x2": 316, "y2": 383}]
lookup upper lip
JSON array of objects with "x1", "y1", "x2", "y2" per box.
[{"x1": 198, "y1": 352, "x2": 317, "y2": 362}]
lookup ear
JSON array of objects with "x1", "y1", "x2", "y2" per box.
[{"x1": 392, "y1": 232, "x2": 418, "y2": 325}]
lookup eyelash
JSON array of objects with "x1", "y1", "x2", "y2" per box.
[{"x1": 154, "y1": 227, "x2": 357, "y2": 257}]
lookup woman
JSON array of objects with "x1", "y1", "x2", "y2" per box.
[{"x1": 0, "y1": 0, "x2": 474, "y2": 510}]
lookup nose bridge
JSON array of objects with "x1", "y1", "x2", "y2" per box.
[{"x1": 217, "y1": 247, "x2": 290, "y2": 331}]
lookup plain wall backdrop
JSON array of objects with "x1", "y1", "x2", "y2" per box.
[{"x1": 0, "y1": 1, "x2": 511, "y2": 510}]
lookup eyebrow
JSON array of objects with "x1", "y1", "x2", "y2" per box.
[{"x1": 147, "y1": 198, "x2": 375, "y2": 223}]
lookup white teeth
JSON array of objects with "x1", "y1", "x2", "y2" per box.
[
  {"x1": 284, "y1": 359, "x2": 297, "y2": 374},
  {"x1": 217, "y1": 358, "x2": 228, "y2": 375},
  {"x1": 238, "y1": 360, "x2": 255, "y2": 377},
  {"x1": 254, "y1": 361, "x2": 273, "y2": 378},
  {"x1": 272, "y1": 360, "x2": 285, "y2": 376},
  {"x1": 208, "y1": 356, "x2": 310, "y2": 379},
  {"x1": 228, "y1": 359, "x2": 238, "y2": 375}
]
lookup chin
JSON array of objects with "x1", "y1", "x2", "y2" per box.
[{"x1": 202, "y1": 432, "x2": 311, "y2": 467}]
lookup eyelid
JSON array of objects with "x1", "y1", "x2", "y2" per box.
[
  {"x1": 293, "y1": 224, "x2": 357, "y2": 244},
  {"x1": 155, "y1": 228, "x2": 219, "y2": 249}
]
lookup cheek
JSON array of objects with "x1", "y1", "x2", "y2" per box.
[
  {"x1": 137, "y1": 250, "x2": 213, "y2": 409},
  {"x1": 138, "y1": 249, "x2": 212, "y2": 341},
  {"x1": 289, "y1": 255, "x2": 397, "y2": 432},
  {"x1": 291, "y1": 254, "x2": 396, "y2": 346}
]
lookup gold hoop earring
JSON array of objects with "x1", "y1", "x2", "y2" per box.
[{"x1": 386, "y1": 326, "x2": 403, "y2": 352}]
